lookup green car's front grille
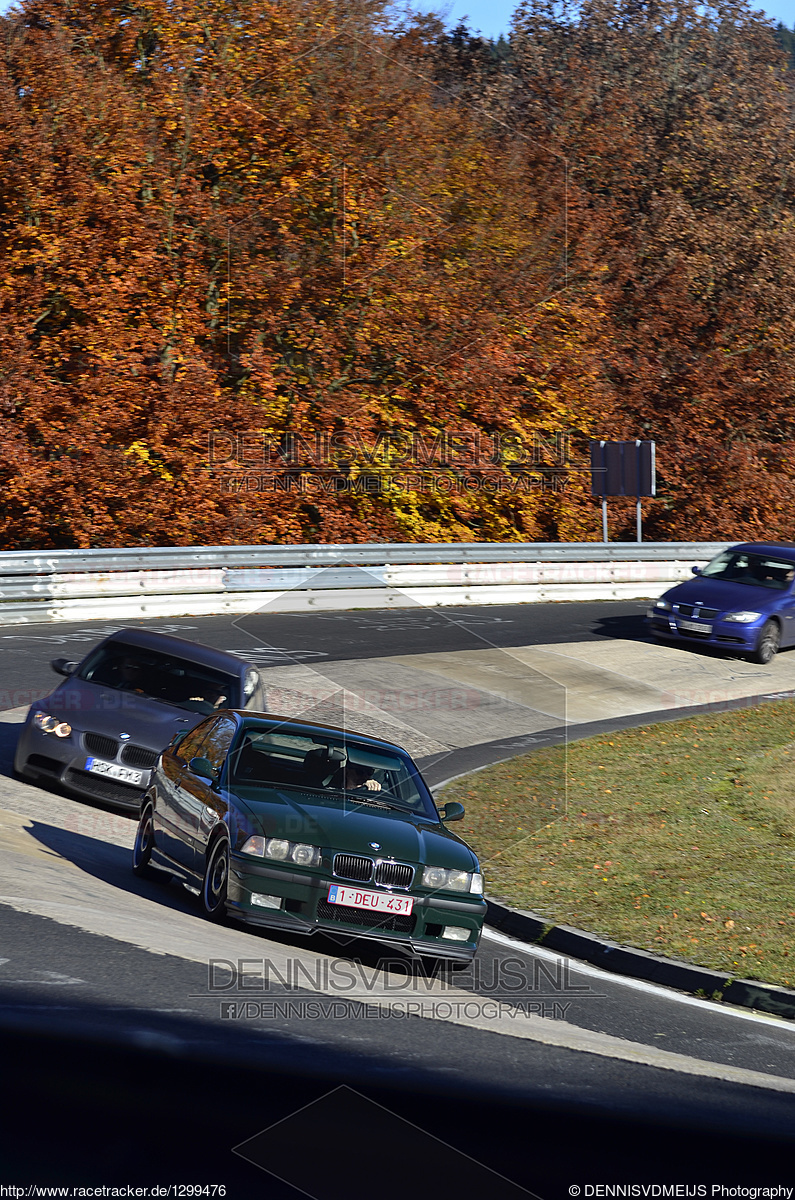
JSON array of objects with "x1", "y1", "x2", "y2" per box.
[
  {"x1": 375, "y1": 861, "x2": 414, "y2": 888},
  {"x1": 333, "y1": 855, "x2": 415, "y2": 889},
  {"x1": 317, "y1": 900, "x2": 416, "y2": 934},
  {"x1": 333, "y1": 854, "x2": 372, "y2": 882}
]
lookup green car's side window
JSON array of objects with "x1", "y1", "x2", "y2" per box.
[
  {"x1": 173, "y1": 724, "x2": 208, "y2": 761},
  {"x1": 203, "y1": 716, "x2": 238, "y2": 775}
]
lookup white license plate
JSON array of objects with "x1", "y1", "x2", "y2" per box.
[
  {"x1": 85, "y1": 757, "x2": 143, "y2": 786},
  {"x1": 327, "y1": 884, "x2": 414, "y2": 915},
  {"x1": 678, "y1": 619, "x2": 711, "y2": 633}
]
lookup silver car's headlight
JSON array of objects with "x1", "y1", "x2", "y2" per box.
[
  {"x1": 33, "y1": 712, "x2": 71, "y2": 738},
  {"x1": 723, "y1": 611, "x2": 762, "y2": 623},
  {"x1": 422, "y1": 865, "x2": 480, "y2": 893},
  {"x1": 240, "y1": 836, "x2": 321, "y2": 866}
]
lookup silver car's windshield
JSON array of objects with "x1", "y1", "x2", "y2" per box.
[
  {"x1": 228, "y1": 725, "x2": 436, "y2": 818},
  {"x1": 77, "y1": 642, "x2": 240, "y2": 714},
  {"x1": 700, "y1": 551, "x2": 795, "y2": 590}
]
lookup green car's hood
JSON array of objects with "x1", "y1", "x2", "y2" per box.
[{"x1": 231, "y1": 787, "x2": 477, "y2": 871}]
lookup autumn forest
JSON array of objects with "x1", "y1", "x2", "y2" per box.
[{"x1": 1, "y1": 0, "x2": 794, "y2": 548}]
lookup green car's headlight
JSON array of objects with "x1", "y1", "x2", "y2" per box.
[
  {"x1": 241, "y1": 836, "x2": 321, "y2": 866},
  {"x1": 265, "y1": 839, "x2": 290, "y2": 861},
  {"x1": 422, "y1": 866, "x2": 447, "y2": 889},
  {"x1": 422, "y1": 866, "x2": 481, "y2": 893},
  {"x1": 445, "y1": 870, "x2": 470, "y2": 892},
  {"x1": 291, "y1": 843, "x2": 319, "y2": 866}
]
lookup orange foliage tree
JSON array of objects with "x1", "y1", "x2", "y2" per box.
[
  {"x1": 504, "y1": 0, "x2": 795, "y2": 539},
  {"x1": 0, "y1": 0, "x2": 613, "y2": 547}
]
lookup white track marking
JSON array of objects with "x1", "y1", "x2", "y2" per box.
[{"x1": 483, "y1": 928, "x2": 795, "y2": 1032}]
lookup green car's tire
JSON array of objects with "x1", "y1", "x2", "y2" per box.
[
  {"x1": 202, "y1": 835, "x2": 230, "y2": 922},
  {"x1": 132, "y1": 804, "x2": 156, "y2": 879}
]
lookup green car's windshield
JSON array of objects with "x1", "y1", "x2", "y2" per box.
[
  {"x1": 228, "y1": 723, "x2": 437, "y2": 818},
  {"x1": 700, "y1": 551, "x2": 795, "y2": 590},
  {"x1": 77, "y1": 641, "x2": 240, "y2": 714}
]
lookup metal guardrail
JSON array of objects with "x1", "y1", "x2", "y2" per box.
[
  {"x1": 0, "y1": 541, "x2": 729, "y2": 577},
  {"x1": 0, "y1": 541, "x2": 731, "y2": 625}
]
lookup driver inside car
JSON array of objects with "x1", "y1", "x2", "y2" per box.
[
  {"x1": 117, "y1": 658, "x2": 147, "y2": 694},
  {"x1": 333, "y1": 761, "x2": 382, "y2": 793}
]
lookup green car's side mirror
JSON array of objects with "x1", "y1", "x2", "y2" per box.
[
  {"x1": 189, "y1": 756, "x2": 216, "y2": 781},
  {"x1": 439, "y1": 801, "x2": 465, "y2": 822}
]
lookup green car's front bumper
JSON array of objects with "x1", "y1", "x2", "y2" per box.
[{"x1": 226, "y1": 853, "x2": 486, "y2": 961}]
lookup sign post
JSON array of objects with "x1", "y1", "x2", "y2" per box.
[{"x1": 590, "y1": 440, "x2": 656, "y2": 542}]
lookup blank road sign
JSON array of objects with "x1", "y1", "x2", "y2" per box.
[{"x1": 590, "y1": 440, "x2": 656, "y2": 497}]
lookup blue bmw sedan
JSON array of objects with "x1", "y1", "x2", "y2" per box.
[{"x1": 647, "y1": 542, "x2": 795, "y2": 663}]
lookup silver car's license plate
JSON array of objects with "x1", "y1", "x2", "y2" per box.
[
  {"x1": 678, "y1": 619, "x2": 711, "y2": 633},
  {"x1": 85, "y1": 757, "x2": 143, "y2": 786}
]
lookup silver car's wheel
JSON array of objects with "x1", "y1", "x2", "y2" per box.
[
  {"x1": 132, "y1": 804, "x2": 156, "y2": 879},
  {"x1": 202, "y1": 836, "x2": 230, "y2": 922},
  {"x1": 750, "y1": 619, "x2": 780, "y2": 665}
]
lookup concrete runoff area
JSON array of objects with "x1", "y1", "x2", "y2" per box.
[{"x1": 250, "y1": 639, "x2": 795, "y2": 754}]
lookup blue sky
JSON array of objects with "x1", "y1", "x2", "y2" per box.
[
  {"x1": 410, "y1": 0, "x2": 795, "y2": 38},
  {"x1": 2, "y1": 0, "x2": 792, "y2": 31}
]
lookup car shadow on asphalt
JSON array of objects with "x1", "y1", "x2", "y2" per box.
[
  {"x1": 26, "y1": 818, "x2": 201, "y2": 917},
  {"x1": 0, "y1": 714, "x2": 23, "y2": 778},
  {"x1": 592, "y1": 611, "x2": 650, "y2": 640},
  {"x1": 26, "y1": 818, "x2": 460, "y2": 981},
  {"x1": 595, "y1": 612, "x2": 795, "y2": 664}
]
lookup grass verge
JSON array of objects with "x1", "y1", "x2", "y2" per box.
[{"x1": 438, "y1": 700, "x2": 795, "y2": 988}]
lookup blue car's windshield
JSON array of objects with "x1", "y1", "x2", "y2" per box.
[
  {"x1": 700, "y1": 552, "x2": 795, "y2": 590},
  {"x1": 228, "y1": 723, "x2": 437, "y2": 818}
]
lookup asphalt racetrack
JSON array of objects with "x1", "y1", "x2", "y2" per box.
[{"x1": 2, "y1": 601, "x2": 795, "y2": 1194}]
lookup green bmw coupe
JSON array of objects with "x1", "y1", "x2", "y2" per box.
[{"x1": 132, "y1": 710, "x2": 486, "y2": 962}]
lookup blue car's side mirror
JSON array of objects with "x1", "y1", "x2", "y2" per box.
[
  {"x1": 691, "y1": 566, "x2": 702, "y2": 576},
  {"x1": 51, "y1": 657, "x2": 78, "y2": 676}
]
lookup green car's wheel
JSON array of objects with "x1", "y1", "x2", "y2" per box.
[
  {"x1": 202, "y1": 835, "x2": 230, "y2": 922},
  {"x1": 132, "y1": 803, "x2": 156, "y2": 879},
  {"x1": 750, "y1": 619, "x2": 781, "y2": 665}
]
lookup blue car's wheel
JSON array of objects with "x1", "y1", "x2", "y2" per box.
[
  {"x1": 202, "y1": 835, "x2": 230, "y2": 922},
  {"x1": 751, "y1": 619, "x2": 780, "y2": 665}
]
